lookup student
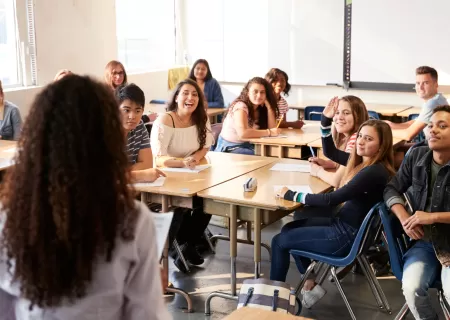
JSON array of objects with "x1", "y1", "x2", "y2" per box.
[
  {"x1": 0, "y1": 80, "x2": 23, "y2": 141},
  {"x1": 115, "y1": 83, "x2": 164, "y2": 182},
  {"x1": 264, "y1": 68, "x2": 303, "y2": 129},
  {"x1": 53, "y1": 69, "x2": 72, "y2": 81},
  {"x1": 189, "y1": 59, "x2": 224, "y2": 108},
  {"x1": 0, "y1": 75, "x2": 169, "y2": 319},
  {"x1": 215, "y1": 77, "x2": 280, "y2": 155},
  {"x1": 384, "y1": 105, "x2": 450, "y2": 320},
  {"x1": 271, "y1": 120, "x2": 395, "y2": 308},
  {"x1": 386, "y1": 66, "x2": 448, "y2": 141},
  {"x1": 150, "y1": 78, "x2": 213, "y2": 272},
  {"x1": 309, "y1": 96, "x2": 369, "y2": 187},
  {"x1": 105, "y1": 60, "x2": 128, "y2": 91}
]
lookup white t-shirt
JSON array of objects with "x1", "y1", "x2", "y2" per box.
[
  {"x1": 417, "y1": 93, "x2": 448, "y2": 124},
  {"x1": 0, "y1": 201, "x2": 171, "y2": 320}
]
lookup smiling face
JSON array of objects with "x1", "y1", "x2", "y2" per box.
[
  {"x1": 356, "y1": 125, "x2": 380, "y2": 159},
  {"x1": 193, "y1": 63, "x2": 208, "y2": 81},
  {"x1": 248, "y1": 83, "x2": 266, "y2": 106},
  {"x1": 176, "y1": 84, "x2": 199, "y2": 114},
  {"x1": 271, "y1": 75, "x2": 286, "y2": 96},
  {"x1": 415, "y1": 73, "x2": 438, "y2": 100},
  {"x1": 427, "y1": 111, "x2": 450, "y2": 151},
  {"x1": 333, "y1": 100, "x2": 355, "y2": 135},
  {"x1": 119, "y1": 99, "x2": 143, "y2": 132},
  {"x1": 111, "y1": 67, "x2": 125, "y2": 87}
]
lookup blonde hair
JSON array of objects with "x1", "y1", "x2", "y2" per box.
[
  {"x1": 54, "y1": 69, "x2": 72, "y2": 81},
  {"x1": 332, "y1": 95, "x2": 369, "y2": 150},
  {"x1": 104, "y1": 60, "x2": 127, "y2": 90},
  {"x1": 339, "y1": 120, "x2": 395, "y2": 188}
]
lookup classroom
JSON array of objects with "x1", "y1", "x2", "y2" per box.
[{"x1": 1, "y1": 0, "x2": 450, "y2": 319}]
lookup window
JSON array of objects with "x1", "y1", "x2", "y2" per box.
[
  {"x1": 0, "y1": 0, "x2": 36, "y2": 88},
  {"x1": 115, "y1": 0, "x2": 176, "y2": 73}
]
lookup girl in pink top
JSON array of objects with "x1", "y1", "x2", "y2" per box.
[{"x1": 215, "y1": 77, "x2": 280, "y2": 155}]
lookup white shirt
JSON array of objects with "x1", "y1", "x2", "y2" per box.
[{"x1": 0, "y1": 201, "x2": 171, "y2": 320}]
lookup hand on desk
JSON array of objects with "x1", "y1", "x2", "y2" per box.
[
  {"x1": 308, "y1": 157, "x2": 335, "y2": 169},
  {"x1": 275, "y1": 186, "x2": 289, "y2": 198},
  {"x1": 135, "y1": 168, "x2": 166, "y2": 182},
  {"x1": 269, "y1": 128, "x2": 282, "y2": 136},
  {"x1": 183, "y1": 156, "x2": 198, "y2": 170}
]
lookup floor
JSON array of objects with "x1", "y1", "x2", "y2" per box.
[{"x1": 165, "y1": 216, "x2": 447, "y2": 320}]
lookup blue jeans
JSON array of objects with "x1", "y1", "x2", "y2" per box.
[
  {"x1": 270, "y1": 217, "x2": 357, "y2": 282},
  {"x1": 214, "y1": 136, "x2": 254, "y2": 155},
  {"x1": 402, "y1": 240, "x2": 450, "y2": 320}
]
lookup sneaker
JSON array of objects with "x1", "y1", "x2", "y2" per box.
[{"x1": 301, "y1": 284, "x2": 326, "y2": 309}]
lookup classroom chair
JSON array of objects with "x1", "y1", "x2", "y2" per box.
[
  {"x1": 210, "y1": 123, "x2": 223, "y2": 151},
  {"x1": 368, "y1": 110, "x2": 380, "y2": 120},
  {"x1": 290, "y1": 203, "x2": 391, "y2": 320},
  {"x1": 149, "y1": 99, "x2": 167, "y2": 105},
  {"x1": 407, "y1": 113, "x2": 425, "y2": 142},
  {"x1": 378, "y1": 204, "x2": 450, "y2": 320},
  {"x1": 304, "y1": 106, "x2": 325, "y2": 121}
]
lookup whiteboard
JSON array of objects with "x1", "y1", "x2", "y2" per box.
[
  {"x1": 351, "y1": 0, "x2": 450, "y2": 85},
  {"x1": 184, "y1": 0, "x2": 344, "y2": 85}
]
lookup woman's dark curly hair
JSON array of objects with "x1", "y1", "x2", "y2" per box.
[
  {"x1": 188, "y1": 59, "x2": 213, "y2": 82},
  {"x1": 166, "y1": 78, "x2": 208, "y2": 150},
  {"x1": 230, "y1": 77, "x2": 279, "y2": 129},
  {"x1": 0, "y1": 75, "x2": 138, "y2": 308},
  {"x1": 264, "y1": 68, "x2": 291, "y2": 96}
]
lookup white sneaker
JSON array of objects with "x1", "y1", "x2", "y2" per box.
[{"x1": 301, "y1": 284, "x2": 327, "y2": 309}]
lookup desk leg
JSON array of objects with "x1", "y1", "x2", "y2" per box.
[
  {"x1": 160, "y1": 195, "x2": 194, "y2": 313},
  {"x1": 278, "y1": 146, "x2": 284, "y2": 158},
  {"x1": 254, "y1": 208, "x2": 261, "y2": 278},
  {"x1": 205, "y1": 204, "x2": 239, "y2": 315},
  {"x1": 260, "y1": 144, "x2": 266, "y2": 157}
]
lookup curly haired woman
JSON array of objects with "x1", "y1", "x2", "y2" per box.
[{"x1": 0, "y1": 75, "x2": 169, "y2": 319}]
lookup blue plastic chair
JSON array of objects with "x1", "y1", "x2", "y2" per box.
[
  {"x1": 290, "y1": 203, "x2": 391, "y2": 320},
  {"x1": 406, "y1": 113, "x2": 426, "y2": 142},
  {"x1": 304, "y1": 106, "x2": 325, "y2": 121},
  {"x1": 368, "y1": 110, "x2": 380, "y2": 120},
  {"x1": 378, "y1": 204, "x2": 450, "y2": 319},
  {"x1": 149, "y1": 99, "x2": 167, "y2": 104}
]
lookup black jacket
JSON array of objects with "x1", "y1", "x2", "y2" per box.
[{"x1": 384, "y1": 146, "x2": 450, "y2": 265}]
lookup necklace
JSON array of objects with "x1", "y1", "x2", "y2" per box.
[{"x1": 175, "y1": 111, "x2": 191, "y2": 126}]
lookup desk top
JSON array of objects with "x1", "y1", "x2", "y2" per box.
[
  {"x1": 146, "y1": 104, "x2": 227, "y2": 117},
  {"x1": 397, "y1": 106, "x2": 421, "y2": 117},
  {"x1": 0, "y1": 140, "x2": 17, "y2": 171},
  {"x1": 242, "y1": 121, "x2": 321, "y2": 146},
  {"x1": 223, "y1": 307, "x2": 312, "y2": 320},
  {"x1": 134, "y1": 152, "x2": 277, "y2": 197},
  {"x1": 198, "y1": 158, "x2": 332, "y2": 210}
]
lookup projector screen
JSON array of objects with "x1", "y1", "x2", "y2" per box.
[{"x1": 351, "y1": 0, "x2": 450, "y2": 86}]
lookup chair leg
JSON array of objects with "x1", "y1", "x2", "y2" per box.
[
  {"x1": 173, "y1": 240, "x2": 190, "y2": 273},
  {"x1": 204, "y1": 228, "x2": 216, "y2": 254},
  {"x1": 317, "y1": 264, "x2": 331, "y2": 286},
  {"x1": 330, "y1": 266, "x2": 356, "y2": 320},
  {"x1": 438, "y1": 289, "x2": 450, "y2": 319},
  {"x1": 293, "y1": 261, "x2": 317, "y2": 296},
  {"x1": 394, "y1": 302, "x2": 409, "y2": 320}
]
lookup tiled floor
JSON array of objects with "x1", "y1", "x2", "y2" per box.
[{"x1": 165, "y1": 217, "x2": 447, "y2": 319}]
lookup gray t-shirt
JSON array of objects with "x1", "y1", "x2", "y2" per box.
[
  {"x1": 417, "y1": 93, "x2": 448, "y2": 124},
  {"x1": 0, "y1": 101, "x2": 23, "y2": 141}
]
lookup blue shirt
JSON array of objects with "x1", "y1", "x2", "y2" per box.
[
  {"x1": 417, "y1": 93, "x2": 448, "y2": 124},
  {"x1": 203, "y1": 78, "x2": 224, "y2": 108}
]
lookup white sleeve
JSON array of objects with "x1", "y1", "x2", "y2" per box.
[
  {"x1": 150, "y1": 118, "x2": 174, "y2": 159},
  {"x1": 123, "y1": 203, "x2": 171, "y2": 320}
]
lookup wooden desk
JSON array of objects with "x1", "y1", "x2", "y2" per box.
[
  {"x1": 135, "y1": 152, "x2": 277, "y2": 312},
  {"x1": 223, "y1": 307, "x2": 312, "y2": 320},
  {"x1": 397, "y1": 106, "x2": 421, "y2": 118},
  {"x1": 146, "y1": 104, "x2": 228, "y2": 124},
  {"x1": 242, "y1": 121, "x2": 321, "y2": 158},
  {"x1": 199, "y1": 158, "x2": 331, "y2": 314},
  {"x1": 365, "y1": 104, "x2": 412, "y2": 117},
  {"x1": 0, "y1": 141, "x2": 17, "y2": 171}
]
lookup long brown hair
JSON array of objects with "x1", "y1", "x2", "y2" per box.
[
  {"x1": 166, "y1": 78, "x2": 208, "y2": 150},
  {"x1": 339, "y1": 120, "x2": 395, "y2": 188},
  {"x1": 0, "y1": 75, "x2": 137, "y2": 308},
  {"x1": 229, "y1": 77, "x2": 279, "y2": 129},
  {"x1": 333, "y1": 95, "x2": 369, "y2": 149},
  {"x1": 104, "y1": 60, "x2": 128, "y2": 89}
]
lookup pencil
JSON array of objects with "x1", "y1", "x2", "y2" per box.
[{"x1": 276, "y1": 118, "x2": 283, "y2": 129}]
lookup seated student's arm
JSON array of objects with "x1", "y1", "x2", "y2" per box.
[
  {"x1": 265, "y1": 101, "x2": 277, "y2": 129},
  {"x1": 130, "y1": 168, "x2": 166, "y2": 182},
  {"x1": 123, "y1": 203, "x2": 171, "y2": 320},
  {"x1": 184, "y1": 119, "x2": 214, "y2": 165},
  {"x1": 279, "y1": 113, "x2": 304, "y2": 129},
  {"x1": 207, "y1": 79, "x2": 225, "y2": 108},
  {"x1": 283, "y1": 164, "x2": 388, "y2": 206},
  {"x1": 320, "y1": 114, "x2": 350, "y2": 166},
  {"x1": 393, "y1": 120, "x2": 427, "y2": 142},
  {"x1": 312, "y1": 162, "x2": 345, "y2": 188},
  {"x1": 385, "y1": 119, "x2": 414, "y2": 130},
  {"x1": 11, "y1": 107, "x2": 23, "y2": 141},
  {"x1": 130, "y1": 148, "x2": 153, "y2": 171},
  {"x1": 233, "y1": 109, "x2": 279, "y2": 139}
]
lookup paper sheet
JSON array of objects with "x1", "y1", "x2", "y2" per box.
[
  {"x1": 274, "y1": 185, "x2": 313, "y2": 194},
  {"x1": 3, "y1": 147, "x2": 16, "y2": 153},
  {"x1": 133, "y1": 177, "x2": 166, "y2": 188},
  {"x1": 270, "y1": 163, "x2": 311, "y2": 173},
  {"x1": 0, "y1": 158, "x2": 14, "y2": 169},
  {"x1": 161, "y1": 164, "x2": 211, "y2": 173},
  {"x1": 152, "y1": 211, "x2": 174, "y2": 258}
]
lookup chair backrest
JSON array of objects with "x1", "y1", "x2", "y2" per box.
[
  {"x1": 210, "y1": 123, "x2": 222, "y2": 150},
  {"x1": 377, "y1": 204, "x2": 406, "y2": 280},
  {"x1": 149, "y1": 99, "x2": 167, "y2": 105},
  {"x1": 407, "y1": 113, "x2": 426, "y2": 142},
  {"x1": 304, "y1": 106, "x2": 325, "y2": 121},
  {"x1": 368, "y1": 110, "x2": 380, "y2": 120},
  {"x1": 408, "y1": 113, "x2": 419, "y2": 121}
]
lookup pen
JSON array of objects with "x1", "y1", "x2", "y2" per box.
[{"x1": 309, "y1": 146, "x2": 316, "y2": 158}]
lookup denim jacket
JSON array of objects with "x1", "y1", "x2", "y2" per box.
[{"x1": 384, "y1": 146, "x2": 450, "y2": 265}]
